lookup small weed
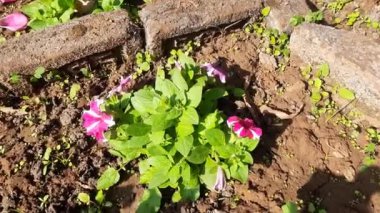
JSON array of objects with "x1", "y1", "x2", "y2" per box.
[
  {"x1": 38, "y1": 195, "x2": 49, "y2": 209},
  {"x1": 327, "y1": 0, "x2": 353, "y2": 13},
  {"x1": 0, "y1": 146, "x2": 5, "y2": 156},
  {"x1": 346, "y1": 10, "x2": 361, "y2": 26},
  {"x1": 9, "y1": 73, "x2": 21, "y2": 85},
  {"x1": 290, "y1": 10, "x2": 324, "y2": 27},
  {"x1": 80, "y1": 67, "x2": 93, "y2": 78},
  {"x1": 244, "y1": 6, "x2": 290, "y2": 71},
  {"x1": 13, "y1": 160, "x2": 26, "y2": 173},
  {"x1": 135, "y1": 51, "x2": 153, "y2": 77},
  {"x1": 69, "y1": 83, "x2": 81, "y2": 100},
  {"x1": 42, "y1": 147, "x2": 52, "y2": 175},
  {"x1": 30, "y1": 66, "x2": 46, "y2": 82}
]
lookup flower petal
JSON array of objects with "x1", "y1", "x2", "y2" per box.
[
  {"x1": 0, "y1": 0, "x2": 17, "y2": 3},
  {"x1": 213, "y1": 166, "x2": 226, "y2": 192},
  {"x1": 201, "y1": 63, "x2": 227, "y2": 83},
  {"x1": 227, "y1": 116, "x2": 240, "y2": 128},
  {"x1": 82, "y1": 98, "x2": 114, "y2": 143},
  {"x1": 0, "y1": 12, "x2": 28, "y2": 31}
]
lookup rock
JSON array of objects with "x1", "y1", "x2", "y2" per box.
[
  {"x1": 259, "y1": 52, "x2": 277, "y2": 71},
  {"x1": 289, "y1": 24, "x2": 380, "y2": 125},
  {"x1": 0, "y1": 10, "x2": 142, "y2": 80},
  {"x1": 264, "y1": 0, "x2": 311, "y2": 33},
  {"x1": 342, "y1": 166, "x2": 356, "y2": 182},
  {"x1": 139, "y1": 0, "x2": 262, "y2": 55}
]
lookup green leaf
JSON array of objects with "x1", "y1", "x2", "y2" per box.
[
  {"x1": 176, "y1": 122, "x2": 194, "y2": 137},
  {"x1": 290, "y1": 15, "x2": 305, "y2": 26},
  {"x1": 281, "y1": 202, "x2": 299, "y2": 213},
  {"x1": 168, "y1": 164, "x2": 181, "y2": 186},
  {"x1": 317, "y1": 63, "x2": 330, "y2": 78},
  {"x1": 241, "y1": 138, "x2": 260, "y2": 151},
  {"x1": 77, "y1": 192, "x2": 90, "y2": 205},
  {"x1": 151, "y1": 113, "x2": 175, "y2": 131},
  {"x1": 313, "y1": 78, "x2": 322, "y2": 89},
  {"x1": 241, "y1": 151, "x2": 253, "y2": 164},
  {"x1": 33, "y1": 67, "x2": 45, "y2": 79},
  {"x1": 95, "y1": 190, "x2": 105, "y2": 204},
  {"x1": 200, "y1": 157, "x2": 218, "y2": 190},
  {"x1": 186, "y1": 146, "x2": 209, "y2": 164},
  {"x1": 172, "y1": 190, "x2": 182, "y2": 203},
  {"x1": 127, "y1": 136, "x2": 150, "y2": 148},
  {"x1": 171, "y1": 69, "x2": 188, "y2": 91},
  {"x1": 230, "y1": 163, "x2": 248, "y2": 183},
  {"x1": 175, "y1": 135, "x2": 193, "y2": 157},
  {"x1": 214, "y1": 144, "x2": 238, "y2": 159},
  {"x1": 311, "y1": 90, "x2": 322, "y2": 103},
  {"x1": 131, "y1": 88, "x2": 159, "y2": 114},
  {"x1": 177, "y1": 50, "x2": 196, "y2": 67},
  {"x1": 69, "y1": 83, "x2": 81, "y2": 100},
  {"x1": 139, "y1": 156, "x2": 171, "y2": 188},
  {"x1": 96, "y1": 167, "x2": 120, "y2": 190},
  {"x1": 203, "y1": 88, "x2": 227, "y2": 101},
  {"x1": 338, "y1": 87, "x2": 355, "y2": 100},
  {"x1": 136, "y1": 188, "x2": 162, "y2": 213},
  {"x1": 203, "y1": 111, "x2": 223, "y2": 129},
  {"x1": 180, "y1": 107, "x2": 199, "y2": 125},
  {"x1": 179, "y1": 183, "x2": 200, "y2": 201},
  {"x1": 126, "y1": 123, "x2": 151, "y2": 136},
  {"x1": 261, "y1": 6, "x2": 271, "y2": 17},
  {"x1": 59, "y1": 8, "x2": 75, "y2": 23},
  {"x1": 205, "y1": 128, "x2": 225, "y2": 146},
  {"x1": 187, "y1": 85, "x2": 203, "y2": 107},
  {"x1": 155, "y1": 78, "x2": 180, "y2": 99}
]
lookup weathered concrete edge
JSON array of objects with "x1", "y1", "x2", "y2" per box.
[
  {"x1": 0, "y1": 10, "x2": 143, "y2": 77},
  {"x1": 139, "y1": 0, "x2": 262, "y2": 55}
]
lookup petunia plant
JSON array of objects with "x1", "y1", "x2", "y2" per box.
[{"x1": 83, "y1": 50, "x2": 262, "y2": 212}]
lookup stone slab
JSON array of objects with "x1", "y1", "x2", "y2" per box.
[
  {"x1": 289, "y1": 23, "x2": 380, "y2": 124},
  {"x1": 264, "y1": 0, "x2": 311, "y2": 33},
  {"x1": 139, "y1": 0, "x2": 262, "y2": 55},
  {"x1": 0, "y1": 10, "x2": 142, "y2": 78}
]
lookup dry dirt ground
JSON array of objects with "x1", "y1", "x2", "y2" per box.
[{"x1": 1, "y1": 1, "x2": 380, "y2": 213}]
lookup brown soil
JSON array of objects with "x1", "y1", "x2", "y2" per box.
[{"x1": 1, "y1": 2, "x2": 380, "y2": 213}]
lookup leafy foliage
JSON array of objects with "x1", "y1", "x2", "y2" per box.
[
  {"x1": 22, "y1": 0, "x2": 76, "y2": 30},
  {"x1": 99, "y1": 51, "x2": 260, "y2": 211},
  {"x1": 22, "y1": 0, "x2": 125, "y2": 30}
]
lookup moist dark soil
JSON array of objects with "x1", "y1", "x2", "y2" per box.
[{"x1": 1, "y1": 1, "x2": 380, "y2": 213}]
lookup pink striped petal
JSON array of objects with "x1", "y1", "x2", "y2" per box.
[
  {"x1": 227, "y1": 116, "x2": 240, "y2": 128},
  {"x1": 0, "y1": 12, "x2": 28, "y2": 31},
  {"x1": 0, "y1": 0, "x2": 17, "y2": 3},
  {"x1": 82, "y1": 98, "x2": 114, "y2": 143},
  {"x1": 108, "y1": 75, "x2": 132, "y2": 97},
  {"x1": 228, "y1": 116, "x2": 262, "y2": 140},
  {"x1": 201, "y1": 63, "x2": 227, "y2": 83}
]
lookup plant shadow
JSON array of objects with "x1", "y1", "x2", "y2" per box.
[
  {"x1": 298, "y1": 166, "x2": 380, "y2": 212},
  {"x1": 217, "y1": 58, "x2": 294, "y2": 167}
]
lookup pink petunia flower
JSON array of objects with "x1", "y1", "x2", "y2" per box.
[
  {"x1": 0, "y1": 0, "x2": 17, "y2": 4},
  {"x1": 213, "y1": 166, "x2": 226, "y2": 192},
  {"x1": 0, "y1": 12, "x2": 28, "y2": 32},
  {"x1": 108, "y1": 75, "x2": 132, "y2": 97},
  {"x1": 227, "y1": 116, "x2": 262, "y2": 139},
  {"x1": 82, "y1": 98, "x2": 115, "y2": 143},
  {"x1": 201, "y1": 63, "x2": 226, "y2": 83}
]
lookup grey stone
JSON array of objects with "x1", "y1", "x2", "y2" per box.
[
  {"x1": 264, "y1": 0, "x2": 311, "y2": 33},
  {"x1": 0, "y1": 10, "x2": 142, "y2": 79},
  {"x1": 289, "y1": 24, "x2": 380, "y2": 125},
  {"x1": 139, "y1": 0, "x2": 262, "y2": 55}
]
